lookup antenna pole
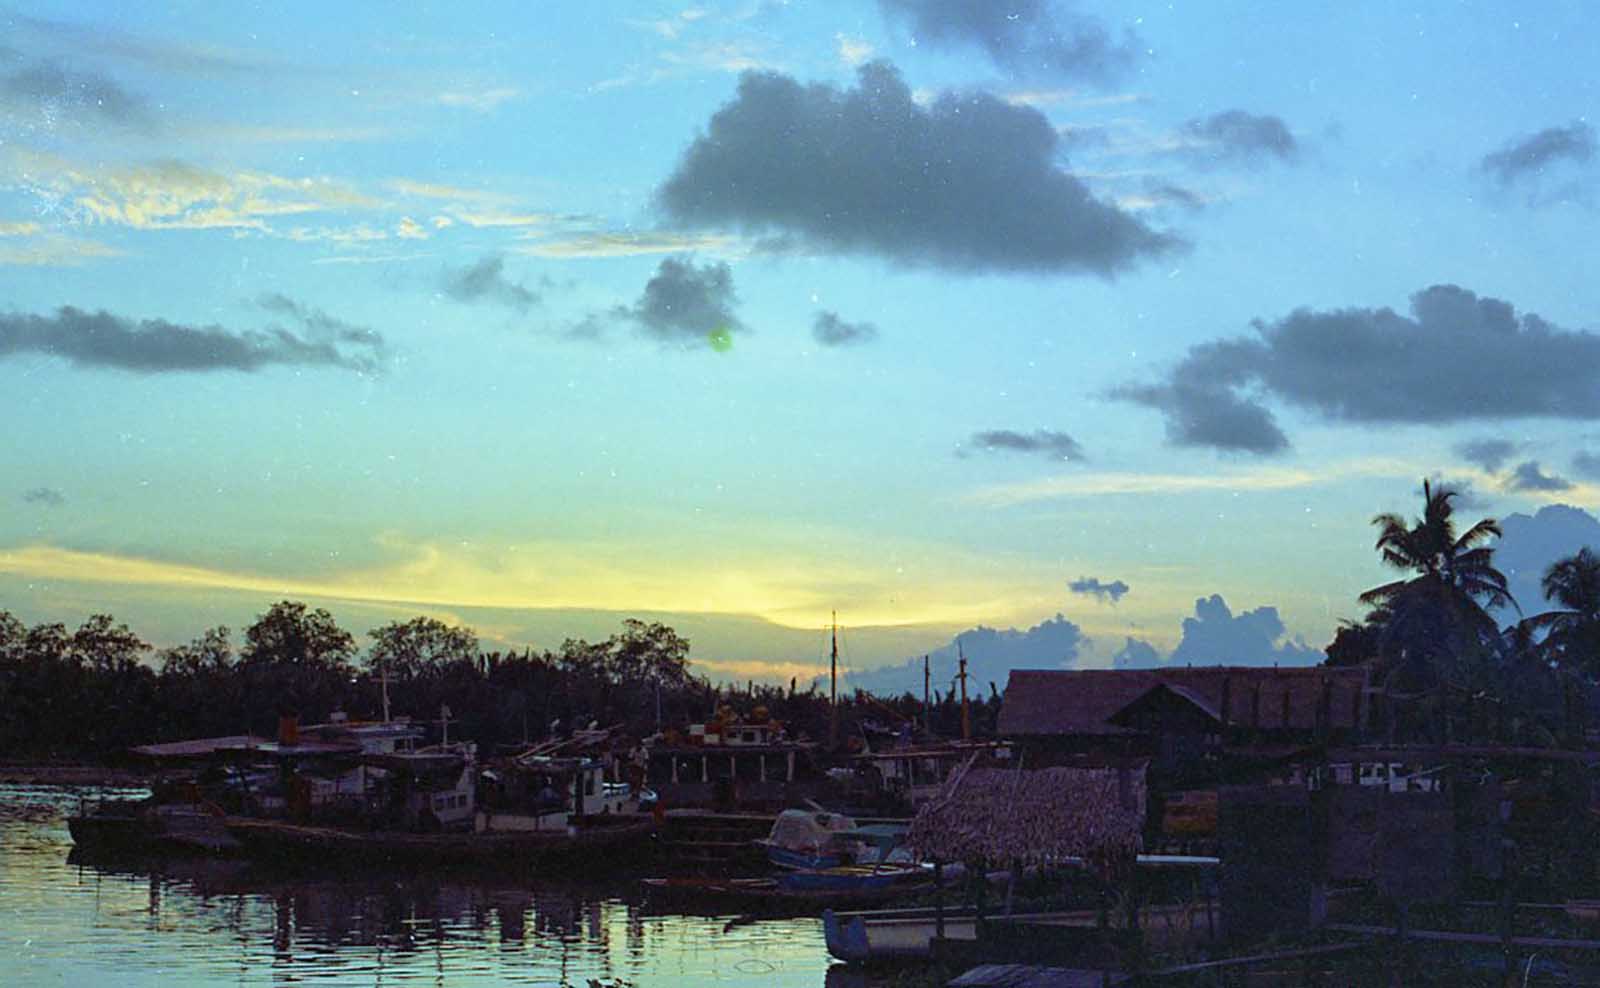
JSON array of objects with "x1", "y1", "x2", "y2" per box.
[
  {"x1": 829, "y1": 611, "x2": 840, "y2": 750},
  {"x1": 958, "y1": 645, "x2": 970, "y2": 741},
  {"x1": 923, "y1": 654, "x2": 931, "y2": 738}
]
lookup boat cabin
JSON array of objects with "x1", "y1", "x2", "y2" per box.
[{"x1": 478, "y1": 756, "x2": 633, "y2": 833}]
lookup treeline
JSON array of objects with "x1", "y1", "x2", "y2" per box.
[{"x1": 0, "y1": 601, "x2": 998, "y2": 761}]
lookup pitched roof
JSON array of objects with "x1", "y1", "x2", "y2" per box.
[{"x1": 997, "y1": 666, "x2": 1370, "y2": 737}]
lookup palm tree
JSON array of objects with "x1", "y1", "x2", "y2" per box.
[
  {"x1": 1524, "y1": 547, "x2": 1600, "y2": 681},
  {"x1": 1358, "y1": 479, "x2": 1515, "y2": 691}
]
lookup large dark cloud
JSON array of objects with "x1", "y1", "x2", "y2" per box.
[
  {"x1": 1480, "y1": 121, "x2": 1595, "y2": 187},
  {"x1": 1115, "y1": 284, "x2": 1600, "y2": 454},
  {"x1": 1169, "y1": 594, "x2": 1320, "y2": 666},
  {"x1": 1456, "y1": 438, "x2": 1518, "y2": 473},
  {"x1": 1505, "y1": 460, "x2": 1573, "y2": 493},
  {"x1": 612, "y1": 256, "x2": 744, "y2": 344},
  {"x1": 0, "y1": 306, "x2": 383, "y2": 374},
  {"x1": 812, "y1": 311, "x2": 878, "y2": 346},
  {"x1": 441, "y1": 256, "x2": 540, "y2": 313},
  {"x1": 962, "y1": 429, "x2": 1085, "y2": 461},
  {"x1": 1068, "y1": 576, "x2": 1129, "y2": 603},
  {"x1": 875, "y1": 0, "x2": 1138, "y2": 85},
  {"x1": 847, "y1": 612, "x2": 1086, "y2": 696},
  {"x1": 1181, "y1": 110, "x2": 1298, "y2": 165},
  {"x1": 0, "y1": 58, "x2": 152, "y2": 129},
  {"x1": 658, "y1": 62, "x2": 1179, "y2": 275}
]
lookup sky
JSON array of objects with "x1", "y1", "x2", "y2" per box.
[{"x1": 4, "y1": 1, "x2": 1600, "y2": 689}]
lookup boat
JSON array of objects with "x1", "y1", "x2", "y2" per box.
[
  {"x1": 824, "y1": 900, "x2": 1223, "y2": 964},
  {"x1": 640, "y1": 872, "x2": 933, "y2": 915},
  {"x1": 754, "y1": 807, "x2": 868, "y2": 869},
  {"x1": 224, "y1": 813, "x2": 655, "y2": 866},
  {"x1": 68, "y1": 797, "x2": 241, "y2": 855}
]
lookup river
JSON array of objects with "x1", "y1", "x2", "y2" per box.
[{"x1": 0, "y1": 783, "x2": 841, "y2": 987}]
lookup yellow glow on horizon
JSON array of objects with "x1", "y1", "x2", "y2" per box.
[{"x1": 0, "y1": 538, "x2": 1064, "y2": 633}]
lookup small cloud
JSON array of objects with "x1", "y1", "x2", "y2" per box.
[
  {"x1": 395, "y1": 216, "x2": 428, "y2": 240},
  {"x1": 961, "y1": 429, "x2": 1085, "y2": 462},
  {"x1": 1180, "y1": 110, "x2": 1298, "y2": 165},
  {"x1": 1, "y1": 58, "x2": 154, "y2": 131},
  {"x1": 1170, "y1": 593, "x2": 1320, "y2": 666},
  {"x1": 1481, "y1": 121, "x2": 1595, "y2": 187},
  {"x1": 441, "y1": 256, "x2": 540, "y2": 313},
  {"x1": 435, "y1": 87, "x2": 520, "y2": 113},
  {"x1": 608, "y1": 255, "x2": 745, "y2": 347},
  {"x1": 1068, "y1": 576, "x2": 1129, "y2": 604},
  {"x1": 1111, "y1": 636, "x2": 1160, "y2": 669},
  {"x1": 22, "y1": 487, "x2": 65, "y2": 507},
  {"x1": 1455, "y1": 437, "x2": 1519, "y2": 473},
  {"x1": 1572, "y1": 450, "x2": 1600, "y2": 480},
  {"x1": 812, "y1": 310, "x2": 878, "y2": 346},
  {"x1": 1505, "y1": 460, "x2": 1573, "y2": 493}
]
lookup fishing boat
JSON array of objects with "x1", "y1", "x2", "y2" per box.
[{"x1": 68, "y1": 797, "x2": 241, "y2": 855}]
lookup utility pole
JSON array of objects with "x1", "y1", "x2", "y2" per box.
[
  {"x1": 380, "y1": 663, "x2": 392, "y2": 724},
  {"x1": 829, "y1": 611, "x2": 840, "y2": 750},
  {"x1": 958, "y1": 644, "x2": 970, "y2": 741},
  {"x1": 923, "y1": 654, "x2": 931, "y2": 738}
]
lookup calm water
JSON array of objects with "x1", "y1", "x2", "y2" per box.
[{"x1": 0, "y1": 783, "x2": 836, "y2": 987}]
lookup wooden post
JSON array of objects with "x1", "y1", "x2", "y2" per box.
[
  {"x1": 934, "y1": 862, "x2": 945, "y2": 941},
  {"x1": 924, "y1": 654, "x2": 931, "y2": 737},
  {"x1": 829, "y1": 612, "x2": 840, "y2": 750}
]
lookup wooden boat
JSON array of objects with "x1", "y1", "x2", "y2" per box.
[
  {"x1": 824, "y1": 900, "x2": 1223, "y2": 964},
  {"x1": 640, "y1": 874, "x2": 933, "y2": 915},
  {"x1": 224, "y1": 814, "x2": 655, "y2": 866},
  {"x1": 69, "y1": 799, "x2": 240, "y2": 855}
]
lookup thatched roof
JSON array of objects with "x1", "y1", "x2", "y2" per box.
[{"x1": 907, "y1": 762, "x2": 1146, "y2": 867}]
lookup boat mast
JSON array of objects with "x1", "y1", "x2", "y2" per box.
[
  {"x1": 828, "y1": 611, "x2": 839, "y2": 750},
  {"x1": 958, "y1": 644, "x2": 970, "y2": 741}
]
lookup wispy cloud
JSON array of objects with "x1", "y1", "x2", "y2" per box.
[
  {"x1": 959, "y1": 429, "x2": 1085, "y2": 462},
  {"x1": 435, "y1": 88, "x2": 521, "y2": 113},
  {"x1": 441, "y1": 256, "x2": 541, "y2": 312},
  {"x1": 1069, "y1": 576, "x2": 1129, "y2": 603},
  {"x1": 965, "y1": 460, "x2": 1414, "y2": 507},
  {"x1": 516, "y1": 230, "x2": 738, "y2": 258},
  {"x1": 0, "y1": 233, "x2": 122, "y2": 266}
]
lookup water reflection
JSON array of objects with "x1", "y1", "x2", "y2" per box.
[{"x1": 2, "y1": 783, "x2": 829, "y2": 986}]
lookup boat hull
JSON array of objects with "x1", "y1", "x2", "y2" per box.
[{"x1": 224, "y1": 816, "x2": 655, "y2": 867}]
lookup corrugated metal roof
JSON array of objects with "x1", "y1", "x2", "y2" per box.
[{"x1": 129, "y1": 735, "x2": 271, "y2": 759}]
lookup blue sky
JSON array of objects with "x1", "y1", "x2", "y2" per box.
[{"x1": 4, "y1": 1, "x2": 1600, "y2": 683}]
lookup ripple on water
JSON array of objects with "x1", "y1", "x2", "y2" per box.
[{"x1": 0, "y1": 783, "x2": 831, "y2": 987}]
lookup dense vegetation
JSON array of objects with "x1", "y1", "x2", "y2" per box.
[{"x1": 0, "y1": 602, "x2": 999, "y2": 761}]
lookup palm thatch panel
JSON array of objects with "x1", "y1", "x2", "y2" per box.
[{"x1": 907, "y1": 763, "x2": 1146, "y2": 868}]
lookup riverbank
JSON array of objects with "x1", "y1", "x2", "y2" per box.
[{"x1": 0, "y1": 762, "x2": 149, "y2": 787}]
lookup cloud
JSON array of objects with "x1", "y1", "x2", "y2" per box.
[
  {"x1": 1480, "y1": 121, "x2": 1595, "y2": 187},
  {"x1": 256, "y1": 293, "x2": 385, "y2": 352},
  {"x1": 1456, "y1": 437, "x2": 1519, "y2": 473},
  {"x1": 657, "y1": 62, "x2": 1180, "y2": 275},
  {"x1": 12, "y1": 12, "x2": 271, "y2": 75},
  {"x1": 0, "y1": 235, "x2": 122, "y2": 266},
  {"x1": 836, "y1": 34, "x2": 875, "y2": 67},
  {"x1": 1119, "y1": 179, "x2": 1206, "y2": 212},
  {"x1": 812, "y1": 310, "x2": 879, "y2": 346},
  {"x1": 1068, "y1": 576, "x2": 1129, "y2": 604},
  {"x1": 1169, "y1": 594, "x2": 1321, "y2": 666},
  {"x1": 1505, "y1": 460, "x2": 1573, "y2": 493},
  {"x1": 441, "y1": 256, "x2": 540, "y2": 312},
  {"x1": 516, "y1": 230, "x2": 736, "y2": 258},
  {"x1": 846, "y1": 612, "x2": 1086, "y2": 696},
  {"x1": 0, "y1": 306, "x2": 384, "y2": 374},
  {"x1": 961, "y1": 429, "x2": 1085, "y2": 462},
  {"x1": 1111, "y1": 635, "x2": 1159, "y2": 669},
  {"x1": 606, "y1": 256, "x2": 744, "y2": 345},
  {"x1": 22, "y1": 487, "x2": 65, "y2": 507},
  {"x1": 1115, "y1": 284, "x2": 1600, "y2": 454},
  {"x1": 1420, "y1": 473, "x2": 1490, "y2": 512},
  {"x1": 1, "y1": 58, "x2": 153, "y2": 130},
  {"x1": 435, "y1": 88, "x2": 520, "y2": 113},
  {"x1": 1180, "y1": 110, "x2": 1298, "y2": 164},
  {"x1": 1496, "y1": 503, "x2": 1600, "y2": 620},
  {"x1": 876, "y1": 0, "x2": 1138, "y2": 85},
  {"x1": 23, "y1": 156, "x2": 377, "y2": 232},
  {"x1": 1573, "y1": 451, "x2": 1600, "y2": 480}
]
